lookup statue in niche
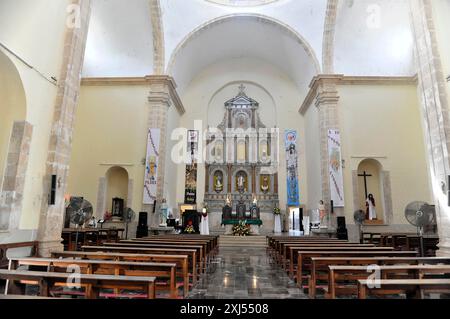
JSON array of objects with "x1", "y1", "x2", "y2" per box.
[
  {"x1": 261, "y1": 175, "x2": 270, "y2": 193},
  {"x1": 236, "y1": 172, "x2": 247, "y2": 193},
  {"x1": 214, "y1": 171, "x2": 224, "y2": 193}
]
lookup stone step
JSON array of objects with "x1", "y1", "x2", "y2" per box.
[{"x1": 219, "y1": 235, "x2": 268, "y2": 247}]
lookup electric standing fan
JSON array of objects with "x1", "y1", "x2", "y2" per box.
[
  {"x1": 124, "y1": 208, "x2": 136, "y2": 239},
  {"x1": 354, "y1": 210, "x2": 366, "y2": 244},
  {"x1": 66, "y1": 197, "x2": 93, "y2": 250},
  {"x1": 404, "y1": 202, "x2": 436, "y2": 257}
]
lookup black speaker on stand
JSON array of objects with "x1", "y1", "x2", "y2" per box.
[
  {"x1": 136, "y1": 212, "x2": 148, "y2": 238},
  {"x1": 336, "y1": 216, "x2": 348, "y2": 240}
]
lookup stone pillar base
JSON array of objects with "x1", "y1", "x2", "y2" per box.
[{"x1": 38, "y1": 240, "x2": 64, "y2": 257}]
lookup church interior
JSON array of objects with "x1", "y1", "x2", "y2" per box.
[{"x1": 1, "y1": 0, "x2": 450, "y2": 301}]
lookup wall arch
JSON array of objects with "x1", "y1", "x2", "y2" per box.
[
  {"x1": 0, "y1": 49, "x2": 28, "y2": 231},
  {"x1": 105, "y1": 166, "x2": 130, "y2": 217},
  {"x1": 0, "y1": 50, "x2": 27, "y2": 188},
  {"x1": 167, "y1": 13, "x2": 321, "y2": 95},
  {"x1": 355, "y1": 158, "x2": 394, "y2": 224}
]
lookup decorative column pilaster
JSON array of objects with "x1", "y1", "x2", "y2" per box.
[
  {"x1": 145, "y1": 76, "x2": 185, "y2": 227},
  {"x1": 411, "y1": 0, "x2": 450, "y2": 256},
  {"x1": 147, "y1": 83, "x2": 171, "y2": 227},
  {"x1": 315, "y1": 76, "x2": 341, "y2": 217},
  {"x1": 36, "y1": 0, "x2": 91, "y2": 257}
]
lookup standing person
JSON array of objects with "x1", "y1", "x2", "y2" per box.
[
  {"x1": 366, "y1": 194, "x2": 377, "y2": 220},
  {"x1": 318, "y1": 200, "x2": 326, "y2": 226}
]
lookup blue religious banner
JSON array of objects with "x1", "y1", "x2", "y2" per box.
[{"x1": 285, "y1": 130, "x2": 300, "y2": 206}]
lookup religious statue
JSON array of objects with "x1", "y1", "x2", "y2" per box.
[
  {"x1": 214, "y1": 172, "x2": 224, "y2": 193},
  {"x1": 318, "y1": 200, "x2": 327, "y2": 227},
  {"x1": 159, "y1": 198, "x2": 169, "y2": 226},
  {"x1": 366, "y1": 194, "x2": 377, "y2": 220},
  {"x1": 236, "y1": 172, "x2": 247, "y2": 193},
  {"x1": 261, "y1": 175, "x2": 270, "y2": 193}
]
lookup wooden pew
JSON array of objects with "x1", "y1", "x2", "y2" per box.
[
  {"x1": 296, "y1": 250, "x2": 418, "y2": 288},
  {"x1": 281, "y1": 244, "x2": 375, "y2": 271},
  {"x1": 8, "y1": 257, "x2": 178, "y2": 299},
  {"x1": 0, "y1": 270, "x2": 156, "y2": 299},
  {"x1": 117, "y1": 240, "x2": 209, "y2": 268},
  {"x1": 309, "y1": 256, "x2": 450, "y2": 298},
  {"x1": 129, "y1": 238, "x2": 216, "y2": 259},
  {"x1": 0, "y1": 242, "x2": 39, "y2": 269},
  {"x1": 0, "y1": 294, "x2": 54, "y2": 299},
  {"x1": 357, "y1": 279, "x2": 450, "y2": 299},
  {"x1": 81, "y1": 246, "x2": 198, "y2": 285},
  {"x1": 101, "y1": 242, "x2": 205, "y2": 273},
  {"x1": 288, "y1": 246, "x2": 395, "y2": 278},
  {"x1": 51, "y1": 251, "x2": 190, "y2": 297}
]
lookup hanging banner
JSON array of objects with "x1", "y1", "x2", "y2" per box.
[
  {"x1": 328, "y1": 129, "x2": 345, "y2": 207},
  {"x1": 143, "y1": 128, "x2": 160, "y2": 205},
  {"x1": 285, "y1": 130, "x2": 300, "y2": 206},
  {"x1": 184, "y1": 130, "x2": 199, "y2": 204}
]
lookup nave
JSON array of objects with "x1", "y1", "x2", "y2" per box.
[{"x1": 189, "y1": 247, "x2": 307, "y2": 299}]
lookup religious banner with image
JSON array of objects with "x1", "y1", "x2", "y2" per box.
[
  {"x1": 285, "y1": 130, "x2": 300, "y2": 206},
  {"x1": 184, "y1": 130, "x2": 199, "y2": 204},
  {"x1": 143, "y1": 128, "x2": 160, "y2": 205},
  {"x1": 328, "y1": 129, "x2": 345, "y2": 207}
]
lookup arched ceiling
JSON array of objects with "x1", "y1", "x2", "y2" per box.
[
  {"x1": 82, "y1": 0, "x2": 154, "y2": 77},
  {"x1": 161, "y1": 0, "x2": 327, "y2": 73},
  {"x1": 81, "y1": 0, "x2": 417, "y2": 82},
  {"x1": 168, "y1": 15, "x2": 319, "y2": 96}
]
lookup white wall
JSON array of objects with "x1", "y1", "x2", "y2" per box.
[
  {"x1": 338, "y1": 84, "x2": 432, "y2": 226},
  {"x1": 175, "y1": 57, "x2": 308, "y2": 212},
  {"x1": 0, "y1": 0, "x2": 70, "y2": 240}
]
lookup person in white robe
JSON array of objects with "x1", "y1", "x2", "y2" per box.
[{"x1": 366, "y1": 194, "x2": 377, "y2": 220}]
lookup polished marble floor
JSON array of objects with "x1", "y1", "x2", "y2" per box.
[{"x1": 188, "y1": 247, "x2": 308, "y2": 299}]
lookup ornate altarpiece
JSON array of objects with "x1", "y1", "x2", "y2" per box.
[{"x1": 204, "y1": 85, "x2": 279, "y2": 222}]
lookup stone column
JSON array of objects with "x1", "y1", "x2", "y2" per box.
[
  {"x1": 315, "y1": 76, "x2": 341, "y2": 219},
  {"x1": 205, "y1": 164, "x2": 210, "y2": 194},
  {"x1": 147, "y1": 80, "x2": 171, "y2": 227},
  {"x1": 0, "y1": 121, "x2": 33, "y2": 231},
  {"x1": 411, "y1": 0, "x2": 450, "y2": 256},
  {"x1": 36, "y1": 0, "x2": 91, "y2": 257}
]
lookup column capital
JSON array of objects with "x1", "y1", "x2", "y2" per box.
[{"x1": 146, "y1": 75, "x2": 185, "y2": 115}]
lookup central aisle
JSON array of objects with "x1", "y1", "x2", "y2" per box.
[{"x1": 188, "y1": 247, "x2": 308, "y2": 299}]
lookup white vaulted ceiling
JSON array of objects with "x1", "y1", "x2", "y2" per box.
[
  {"x1": 81, "y1": 0, "x2": 417, "y2": 85},
  {"x1": 167, "y1": 14, "x2": 320, "y2": 96},
  {"x1": 82, "y1": 0, "x2": 154, "y2": 77}
]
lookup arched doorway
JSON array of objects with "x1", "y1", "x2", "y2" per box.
[
  {"x1": 0, "y1": 50, "x2": 27, "y2": 231},
  {"x1": 357, "y1": 159, "x2": 385, "y2": 224},
  {"x1": 105, "y1": 166, "x2": 129, "y2": 220}
]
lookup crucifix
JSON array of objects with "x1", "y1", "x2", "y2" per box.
[{"x1": 358, "y1": 171, "x2": 372, "y2": 199}]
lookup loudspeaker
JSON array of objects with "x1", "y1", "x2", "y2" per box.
[
  {"x1": 49, "y1": 175, "x2": 57, "y2": 205},
  {"x1": 138, "y1": 212, "x2": 148, "y2": 226},
  {"x1": 337, "y1": 216, "x2": 346, "y2": 229},
  {"x1": 152, "y1": 200, "x2": 156, "y2": 214},
  {"x1": 336, "y1": 216, "x2": 348, "y2": 240},
  {"x1": 330, "y1": 200, "x2": 334, "y2": 214},
  {"x1": 136, "y1": 212, "x2": 149, "y2": 238}
]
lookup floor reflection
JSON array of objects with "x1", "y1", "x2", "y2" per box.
[{"x1": 188, "y1": 247, "x2": 308, "y2": 299}]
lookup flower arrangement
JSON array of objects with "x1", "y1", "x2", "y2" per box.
[
  {"x1": 184, "y1": 221, "x2": 195, "y2": 234},
  {"x1": 273, "y1": 207, "x2": 281, "y2": 215},
  {"x1": 232, "y1": 220, "x2": 251, "y2": 237}
]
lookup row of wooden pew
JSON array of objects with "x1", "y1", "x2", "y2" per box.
[
  {"x1": 0, "y1": 235, "x2": 219, "y2": 299},
  {"x1": 267, "y1": 235, "x2": 450, "y2": 299}
]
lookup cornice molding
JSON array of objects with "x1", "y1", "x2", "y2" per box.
[
  {"x1": 80, "y1": 75, "x2": 185, "y2": 115},
  {"x1": 299, "y1": 74, "x2": 418, "y2": 115}
]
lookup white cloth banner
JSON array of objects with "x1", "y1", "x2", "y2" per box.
[
  {"x1": 328, "y1": 129, "x2": 345, "y2": 207},
  {"x1": 274, "y1": 215, "x2": 282, "y2": 234},
  {"x1": 200, "y1": 216, "x2": 210, "y2": 235},
  {"x1": 143, "y1": 128, "x2": 160, "y2": 205}
]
